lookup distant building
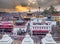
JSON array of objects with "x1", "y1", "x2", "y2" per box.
[
  {"x1": 30, "y1": 18, "x2": 56, "y2": 35},
  {"x1": 51, "y1": 14, "x2": 60, "y2": 21}
]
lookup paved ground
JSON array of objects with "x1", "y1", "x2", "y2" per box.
[{"x1": 12, "y1": 40, "x2": 60, "y2": 44}]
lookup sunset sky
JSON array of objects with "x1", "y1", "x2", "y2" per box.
[{"x1": 0, "y1": 0, "x2": 60, "y2": 8}]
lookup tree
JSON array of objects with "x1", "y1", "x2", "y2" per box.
[{"x1": 49, "y1": 5, "x2": 57, "y2": 14}]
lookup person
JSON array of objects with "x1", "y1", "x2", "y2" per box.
[
  {"x1": 17, "y1": 29, "x2": 22, "y2": 35},
  {"x1": 22, "y1": 29, "x2": 25, "y2": 35}
]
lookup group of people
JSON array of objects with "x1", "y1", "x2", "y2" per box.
[{"x1": 17, "y1": 29, "x2": 26, "y2": 35}]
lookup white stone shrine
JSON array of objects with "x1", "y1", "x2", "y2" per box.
[
  {"x1": 22, "y1": 34, "x2": 34, "y2": 44},
  {"x1": 0, "y1": 34, "x2": 13, "y2": 44},
  {"x1": 41, "y1": 32, "x2": 56, "y2": 44}
]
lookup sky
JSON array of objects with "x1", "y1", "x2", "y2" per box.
[{"x1": 0, "y1": 0, "x2": 60, "y2": 9}]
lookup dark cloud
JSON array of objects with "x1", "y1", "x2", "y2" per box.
[
  {"x1": 0, "y1": 0, "x2": 60, "y2": 8},
  {"x1": 36, "y1": 0, "x2": 60, "y2": 7},
  {"x1": 0, "y1": 0, "x2": 15, "y2": 8}
]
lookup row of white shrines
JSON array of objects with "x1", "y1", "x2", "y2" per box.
[{"x1": 0, "y1": 32, "x2": 56, "y2": 44}]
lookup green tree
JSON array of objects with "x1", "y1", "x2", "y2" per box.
[{"x1": 49, "y1": 5, "x2": 57, "y2": 14}]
